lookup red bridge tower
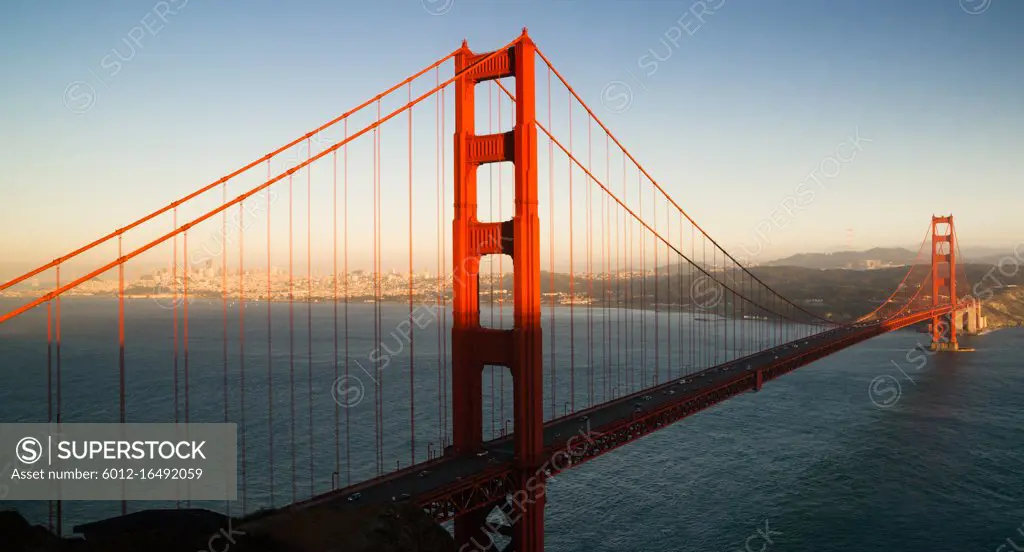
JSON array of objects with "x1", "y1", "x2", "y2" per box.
[
  {"x1": 930, "y1": 214, "x2": 959, "y2": 351},
  {"x1": 451, "y1": 30, "x2": 546, "y2": 551}
]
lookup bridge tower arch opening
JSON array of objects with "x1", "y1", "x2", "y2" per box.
[{"x1": 451, "y1": 29, "x2": 546, "y2": 551}]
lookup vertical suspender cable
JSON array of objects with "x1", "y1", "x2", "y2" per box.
[
  {"x1": 183, "y1": 231, "x2": 191, "y2": 509},
  {"x1": 307, "y1": 139, "x2": 314, "y2": 496},
  {"x1": 118, "y1": 235, "x2": 126, "y2": 516},
  {"x1": 266, "y1": 161, "x2": 274, "y2": 506},
  {"x1": 47, "y1": 302, "x2": 53, "y2": 531},
  {"x1": 598, "y1": 134, "x2": 606, "y2": 401},
  {"x1": 568, "y1": 93, "x2": 575, "y2": 413},
  {"x1": 653, "y1": 177, "x2": 658, "y2": 386},
  {"x1": 238, "y1": 202, "x2": 247, "y2": 511},
  {"x1": 344, "y1": 119, "x2": 351, "y2": 484},
  {"x1": 587, "y1": 116, "x2": 594, "y2": 406},
  {"x1": 173, "y1": 210, "x2": 179, "y2": 426},
  {"x1": 55, "y1": 265, "x2": 62, "y2": 534},
  {"x1": 436, "y1": 70, "x2": 443, "y2": 446},
  {"x1": 224, "y1": 181, "x2": 231, "y2": 512},
  {"x1": 333, "y1": 148, "x2": 340, "y2": 485},
  {"x1": 408, "y1": 82, "x2": 416, "y2": 463},
  {"x1": 289, "y1": 172, "x2": 296, "y2": 502},
  {"x1": 636, "y1": 153, "x2": 642, "y2": 387},
  {"x1": 373, "y1": 103, "x2": 379, "y2": 471},
  {"x1": 441, "y1": 87, "x2": 449, "y2": 445},
  {"x1": 184, "y1": 233, "x2": 190, "y2": 425}
]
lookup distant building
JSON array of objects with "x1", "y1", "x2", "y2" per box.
[{"x1": 846, "y1": 259, "x2": 885, "y2": 270}]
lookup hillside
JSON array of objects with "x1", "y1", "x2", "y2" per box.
[
  {"x1": 763, "y1": 247, "x2": 916, "y2": 269},
  {"x1": 746, "y1": 264, "x2": 1024, "y2": 326},
  {"x1": 531, "y1": 263, "x2": 1024, "y2": 326},
  {"x1": 978, "y1": 287, "x2": 1024, "y2": 328}
]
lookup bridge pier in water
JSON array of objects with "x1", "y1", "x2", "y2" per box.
[
  {"x1": 961, "y1": 302, "x2": 987, "y2": 334},
  {"x1": 452, "y1": 30, "x2": 546, "y2": 551}
]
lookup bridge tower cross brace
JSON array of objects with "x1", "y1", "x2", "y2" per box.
[
  {"x1": 930, "y1": 214, "x2": 958, "y2": 351},
  {"x1": 452, "y1": 30, "x2": 546, "y2": 551}
]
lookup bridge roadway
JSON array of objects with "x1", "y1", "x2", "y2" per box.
[{"x1": 274, "y1": 310, "x2": 945, "y2": 525}]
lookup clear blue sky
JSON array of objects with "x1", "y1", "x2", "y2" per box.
[{"x1": 1, "y1": 0, "x2": 1021, "y2": 277}]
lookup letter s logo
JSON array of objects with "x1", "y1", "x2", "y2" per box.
[{"x1": 16, "y1": 437, "x2": 43, "y2": 465}]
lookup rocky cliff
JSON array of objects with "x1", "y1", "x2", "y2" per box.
[
  {"x1": 978, "y1": 288, "x2": 1024, "y2": 329},
  {"x1": 1, "y1": 503, "x2": 455, "y2": 552}
]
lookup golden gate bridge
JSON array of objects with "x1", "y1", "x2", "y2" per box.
[{"x1": 0, "y1": 30, "x2": 983, "y2": 551}]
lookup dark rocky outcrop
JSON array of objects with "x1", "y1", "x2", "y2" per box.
[
  {"x1": 2, "y1": 503, "x2": 455, "y2": 552},
  {"x1": 241, "y1": 503, "x2": 455, "y2": 552},
  {"x1": 1, "y1": 510, "x2": 64, "y2": 551}
]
